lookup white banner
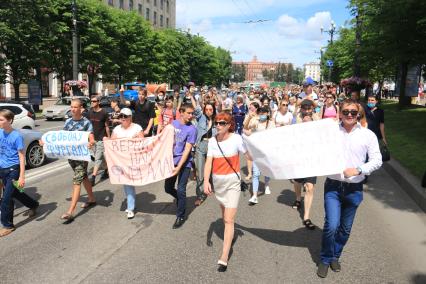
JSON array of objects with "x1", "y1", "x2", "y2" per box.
[
  {"x1": 243, "y1": 119, "x2": 345, "y2": 179},
  {"x1": 42, "y1": 131, "x2": 91, "y2": 161}
]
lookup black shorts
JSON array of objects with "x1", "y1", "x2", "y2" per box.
[{"x1": 293, "y1": 176, "x2": 317, "y2": 185}]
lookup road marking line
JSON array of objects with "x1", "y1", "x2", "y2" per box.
[
  {"x1": 26, "y1": 162, "x2": 69, "y2": 181},
  {"x1": 37, "y1": 125, "x2": 63, "y2": 132}
]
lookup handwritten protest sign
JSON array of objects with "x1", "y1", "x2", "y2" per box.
[
  {"x1": 42, "y1": 131, "x2": 91, "y2": 161},
  {"x1": 243, "y1": 119, "x2": 345, "y2": 179},
  {"x1": 104, "y1": 125, "x2": 174, "y2": 186}
]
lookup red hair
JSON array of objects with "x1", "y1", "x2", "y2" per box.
[{"x1": 215, "y1": 112, "x2": 235, "y2": 132}]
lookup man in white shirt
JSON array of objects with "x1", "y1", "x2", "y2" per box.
[{"x1": 317, "y1": 99, "x2": 382, "y2": 278}]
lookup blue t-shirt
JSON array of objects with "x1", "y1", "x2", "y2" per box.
[
  {"x1": 172, "y1": 120, "x2": 197, "y2": 168},
  {"x1": 0, "y1": 129, "x2": 25, "y2": 168}
]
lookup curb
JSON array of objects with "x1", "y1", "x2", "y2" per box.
[{"x1": 383, "y1": 158, "x2": 426, "y2": 212}]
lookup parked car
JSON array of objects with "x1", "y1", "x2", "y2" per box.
[
  {"x1": 19, "y1": 129, "x2": 46, "y2": 168},
  {"x1": 0, "y1": 102, "x2": 36, "y2": 129},
  {"x1": 42, "y1": 96, "x2": 90, "y2": 120}
]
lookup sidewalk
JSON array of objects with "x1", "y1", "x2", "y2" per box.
[{"x1": 383, "y1": 158, "x2": 426, "y2": 212}]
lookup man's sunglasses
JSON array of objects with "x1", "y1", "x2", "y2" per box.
[
  {"x1": 119, "y1": 114, "x2": 131, "y2": 119},
  {"x1": 341, "y1": 110, "x2": 358, "y2": 116},
  {"x1": 281, "y1": 104, "x2": 288, "y2": 107},
  {"x1": 215, "y1": 121, "x2": 228, "y2": 126}
]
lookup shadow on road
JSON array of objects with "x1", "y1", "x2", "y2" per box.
[
  {"x1": 120, "y1": 191, "x2": 198, "y2": 218},
  {"x1": 411, "y1": 273, "x2": 426, "y2": 284},
  {"x1": 277, "y1": 189, "x2": 305, "y2": 221},
  {"x1": 206, "y1": 218, "x2": 322, "y2": 264},
  {"x1": 365, "y1": 171, "x2": 423, "y2": 213},
  {"x1": 13, "y1": 187, "x2": 58, "y2": 228}
]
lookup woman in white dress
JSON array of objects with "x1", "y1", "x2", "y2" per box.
[{"x1": 204, "y1": 112, "x2": 252, "y2": 272}]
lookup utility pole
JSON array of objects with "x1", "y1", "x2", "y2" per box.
[
  {"x1": 72, "y1": 0, "x2": 78, "y2": 80},
  {"x1": 321, "y1": 21, "x2": 337, "y2": 44},
  {"x1": 354, "y1": 10, "x2": 362, "y2": 77}
]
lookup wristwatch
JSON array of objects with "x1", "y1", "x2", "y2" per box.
[{"x1": 356, "y1": 166, "x2": 362, "y2": 175}]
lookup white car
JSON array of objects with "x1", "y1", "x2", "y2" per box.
[
  {"x1": 43, "y1": 96, "x2": 90, "y2": 120},
  {"x1": 19, "y1": 129, "x2": 46, "y2": 168},
  {"x1": 0, "y1": 102, "x2": 35, "y2": 129}
]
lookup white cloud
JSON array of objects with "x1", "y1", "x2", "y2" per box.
[
  {"x1": 277, "y1": 12, "x2": 331, "y2": 41},
  {"x1": 175, "y1": 0, "x2": 344, "y2": 67}
]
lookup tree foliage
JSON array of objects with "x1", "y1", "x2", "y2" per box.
[
  {"x1": 0, "y1": 0, "x2": 233, "y2": 100},
  {"x1": 322, "y1": 0, "x2": 426, "y2": 107}
]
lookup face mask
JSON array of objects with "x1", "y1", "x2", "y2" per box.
[
  {"x1": 367, "y1": 102, "x2": 376, "y2": 108},
  {"x1": 158, "y1": 96, "x2": 164, "y2": 100},
  {"x1": 317, "y1": 101, "x2": 324, "y2": 107},
  {"x1": 249, "y1": 95, "x2": 254, "y2": 100},
  {"x1": 259, "y1": 114, "x2": 268, "y2": 122}
]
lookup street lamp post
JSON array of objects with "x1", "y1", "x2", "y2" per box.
[
  {"x1": 321, "y1": 21, "x2": 337, "y2": 44},
  {"x1": 71, "y1": 0, "x2": 78, "y2": 81}
]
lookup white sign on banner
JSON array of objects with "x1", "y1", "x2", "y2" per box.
[
  {"x1": 243, "y1": 119, "x2": 345, "y2": 179},
  {"x1": 41, "y1": 131, "x2": 91, "y2": 161}
]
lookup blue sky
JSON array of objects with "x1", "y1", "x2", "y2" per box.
[{"x1": 176, "y1": 0, "x2": 352, "y2": 68}]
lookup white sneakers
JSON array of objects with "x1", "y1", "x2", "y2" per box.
[
  {"x1": 125, "y1": 209, "x2": 135, "y2": 219},
  {"x1": 248, "y1": 196, "x2": 258, "y2": 204},
  {"x1": 265, "y1": 186, "x2": 271, "y2": 195}
]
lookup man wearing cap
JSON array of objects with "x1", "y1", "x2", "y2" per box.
[
  {"x1": 88, "y1": 96, "x2": 111, "y2": 186},
  {"x1": 120, "y1": 86, "x2": 156, "y2": 137},
  {"x1": 298, "y1": 80, "x2": 318, "y2": 107},
  {"x1": 291, "y1": 99, "x2": 320, "y2": 230}
]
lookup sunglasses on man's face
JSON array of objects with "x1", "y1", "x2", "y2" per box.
[
  {"x1": 281, "y1": 104, "x2": 288, "y2": 107},
  {"x1": 215, "y1": 121, "x2": 228, "y2": 126},
  {"x1": 120, "y1": 114, "x2": 131, "y2": 119},
  {"x1": 341, "y1": 110, "x2": 358, "y2": 116}
]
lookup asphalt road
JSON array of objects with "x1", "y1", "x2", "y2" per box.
[{"x1": 1, "y1": 119, "x2": 425, "y2": 283}]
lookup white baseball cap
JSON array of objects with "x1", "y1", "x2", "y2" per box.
[{"x1": 120, "y1": 108, "x2": 132, "y2": 116}]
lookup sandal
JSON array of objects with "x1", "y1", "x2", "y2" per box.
[
  {"x1": 0, "y1": 227, "x2": 15, "y2": 237},
  {"x1": 303, "y1": 219, "x2": 316, "y2": 230},
  {"x1": 292, "y1": 200, "x2": 301, "y2": 210},
  {"x1": 81, "y1": 201, "x2": 97, "y2": 208},
  {"x1": 60, "y1": 213, "x2": 74, "y2": 220}
]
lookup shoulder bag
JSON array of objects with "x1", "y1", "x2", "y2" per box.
[{"x1": 215, "y1": 138, "x2": 248, "y2": 192}]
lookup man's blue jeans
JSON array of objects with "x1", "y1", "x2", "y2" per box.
[
  {"x1": 164, "y1": 167, "x2": 191, "y2": 218},
  {"x1": 320, "y1": 178, "x2": 363, "y2": 265},
  {"x1": 0, "y1": 165, "x2": 39, "y2": 229}
]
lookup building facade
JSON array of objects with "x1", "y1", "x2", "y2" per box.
[
  {"x1": 103, "y1": 0, "x2": 176, "y2": 29},
  {"x1": 233, "y1": 56, "x2": 283, "y2": 82},
  {"x1": 303, "y1": 62, "x2": 321, "y2": 82}
]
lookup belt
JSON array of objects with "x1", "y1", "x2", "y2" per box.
[
  {"x1": 326, "y1": 178, "x2": 363, "y2": 190},
  {"x1": 202, "y1": 138, "x2": 211, "y2": 141}
]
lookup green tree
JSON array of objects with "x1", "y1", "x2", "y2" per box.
[{"x1": 0, "y1": 0, "x2": 50, "y2": 100}]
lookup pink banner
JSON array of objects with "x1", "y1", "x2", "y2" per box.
[{"x1": 104, "y1": 125, "x2": 175, "y2": 186}]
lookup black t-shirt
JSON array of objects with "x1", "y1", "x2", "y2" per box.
[
  {"x1": 131, "y1": 100, "x2": 156, "y2": 130},
  {"x1": 366, "y1": 107, "x2": 384, "y2": 139},
  {"x1": 88, "y1": 108, "x2": 109, "y2": 141}
]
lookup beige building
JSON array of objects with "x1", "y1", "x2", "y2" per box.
[
  {"x1": 303, "y1": 62, "x2": 321, "y2": 82},
  {"x1": 103, "y1": 0, "x2": 176, "y2": 28}
]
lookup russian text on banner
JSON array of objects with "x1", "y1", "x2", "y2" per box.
[
  {"x1": 104, "y1": 125, "x2": 174, "y2": 186},
  {"x1": 243, "y1": 119, "x2": 345, "y2": 179},
  {"x1": 41, "y1": 130, "x2": 91, "y2": 161}
]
